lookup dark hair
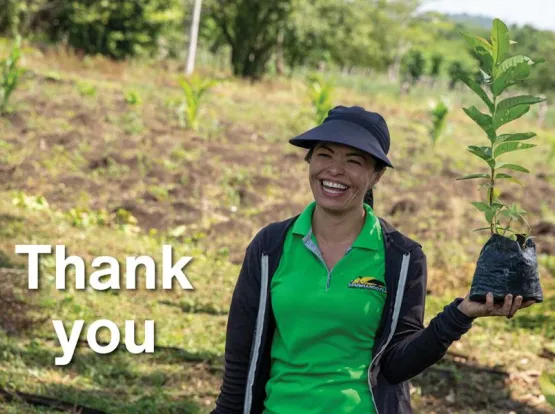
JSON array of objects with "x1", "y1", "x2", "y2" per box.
[{"x1": 304, "y1": 147, "x2": 385, "y2": 209}]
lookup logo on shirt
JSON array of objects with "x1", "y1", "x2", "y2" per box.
[{"x1": 348, "y1": 277, "x2": 387, "y2": 294}]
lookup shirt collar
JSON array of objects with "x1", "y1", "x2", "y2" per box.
[
  {"x1": 292, "y1": 202, "x2": 382, "y2": 251},
  {"x1": 292, "y1": 201, "x2": 316, "y2": 236}
]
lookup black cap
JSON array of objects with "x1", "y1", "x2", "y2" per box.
[{"x1": 289, "y1": 105, "x2": 394, "y2": 168}]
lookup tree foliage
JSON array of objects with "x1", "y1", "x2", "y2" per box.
[
  {"x1": 0, "y1": 0, "x2": 184, "y2": 59},
  {"x1": 205, "y1": 0, "x2": 293, "y2": 80}
]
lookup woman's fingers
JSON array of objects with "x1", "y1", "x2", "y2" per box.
[
  {"x1": 508, "y1": 295, "x2": 523, "y2": 319},
  {"x1": 485, "y1": 292, "x2": 495, "y2": 313},
  {"x1": 499, "y1": 294, "x2": 513, "y2": 316}
]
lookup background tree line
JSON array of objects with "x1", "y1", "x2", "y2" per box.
[{"x1": 0, "y1": 0, "x2": 554, "y2": 93}]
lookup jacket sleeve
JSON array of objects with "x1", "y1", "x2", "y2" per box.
[
  {"x1": 212, "y1": 234, "x2": 263, "y2": 414},
  {"x1": 379, "y1": 246, "x2": 475, "y2": 384}
]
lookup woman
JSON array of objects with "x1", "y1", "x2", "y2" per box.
[{"x1": 212, "y1": 106, "x2": 535, "y2": 414}]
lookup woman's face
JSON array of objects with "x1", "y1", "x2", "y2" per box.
[{"x1": 308, "y1": 142, "x2": 385, "y2": 213}]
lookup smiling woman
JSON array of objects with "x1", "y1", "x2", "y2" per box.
[{"x1": 212, "y1": 105, "x2": 536, "y2": 414}]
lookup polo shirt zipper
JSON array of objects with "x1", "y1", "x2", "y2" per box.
[{"x1": 302, "y1": 230, "x2": 352, "y2": 291}]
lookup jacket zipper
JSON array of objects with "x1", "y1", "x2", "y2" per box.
[
  {"x1": 244, "y1": 254, "x2": 269, "y2": 414},
  {"x1": 367, "y1": 252, "x2": 411, "y2": 414}
]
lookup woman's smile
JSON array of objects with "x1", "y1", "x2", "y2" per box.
[{"x1": 320, "y1": 179, "x2": 350, "y2": 197}]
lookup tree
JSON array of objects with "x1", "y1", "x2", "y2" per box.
[
  {"x1": 282, "y1": 0, "x2": 421, "y2": 74},
  {"x1": 206, "y1": 0, "x2": 293, "y2": 80},
  {"x1": 429, "y1": 52, "x2": 443, "y2": 86},
  {"x1": 402, "y1": 49, "x2": 425, "y2": 85}
]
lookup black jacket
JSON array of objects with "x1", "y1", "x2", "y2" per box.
[{"x1": 213, "y1": 214, "x2": 475, "y2": 414}]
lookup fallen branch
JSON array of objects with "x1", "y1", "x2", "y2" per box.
[{"x1": 0, "y1": 387, "x2": 105, "y2": 413}]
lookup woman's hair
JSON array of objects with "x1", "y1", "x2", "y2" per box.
[{"x1": 304, "y1": 147, "x2": 385, "y2": 209}]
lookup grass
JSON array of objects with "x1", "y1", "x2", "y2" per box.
[{"x1": 0, "y1": 40, "x2": 554, "y2": 413}]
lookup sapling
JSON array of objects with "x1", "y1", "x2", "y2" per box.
[
  {"x1": 0, "y1": 35, "x2": 24, "y2": 115},
  {"x1": 457, "y1": 18, "x2": 544, "y2": 303},
  {"x1": 306, "y1": 74, "x2": 333, "y2": 125},
  {"x1": 177, "y1": 76, "x2": 217, "y2": 130},
  {"x1": 429, "y1": 99, "x2": 449, "y2": 148}
]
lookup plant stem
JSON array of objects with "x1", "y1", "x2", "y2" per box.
[
  {"x1": 489, "y1": 167, "x2": 497, "y2": 236},
  {"x1": 502, "y1": 217, "x2": 512, "y2": 237},
  {"x1": 490, "y1": 95, "x2": 497, "y2": 236}
]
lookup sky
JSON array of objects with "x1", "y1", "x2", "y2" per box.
[{"x1": 418, "y1": 0, "x2": 555, "y2": 31}]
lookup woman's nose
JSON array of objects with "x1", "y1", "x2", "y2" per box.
[{"x1": 326, "y1": 158, "x2": 345, "y2": 174}]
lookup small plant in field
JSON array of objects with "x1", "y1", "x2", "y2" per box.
[
  {"x1": 63, "y1": 206, "x2": 139, "y2": 233},
  {"x1": 306, "y1": 73, "x2": 334, "y2": 125},
  {"x1": 1, "y1": 36, "x2": 24, "y2": 115},
  {"x1": 65, "y1": 207, "x2": 111, "y2": 228},
  {"x1": 78, "y1": 82, "x2": 97, "y2": 97},
  {"x1": 176, "y1": 76, "x2": 217, "y2": 130},
  {"x1": 12, "y1": 192, "x2": 49, "y2": 211},
  {"x1": 124, "y1": 90, "x2": 142, "y2": 105},
  {"x1": 540, "y1": 371, "x2": 555, "y2": 408},
  {"x1": 219, "y1": 167, "x2": 252, "y2": 208},
  {"x1": 456, "y1": 18, "x2": 546, "y2": 240},
  {"x1": 428, "y1": 99, "x2": 449, "y2": 148},
  {"x1": 547, "y1": 135, "x2": 555, "y2": 164}
]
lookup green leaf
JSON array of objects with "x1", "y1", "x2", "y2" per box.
[
  {"x1": 496, "y1": 132, "x2": 536, "y2": 143},
  {"x1": 539, "y1": 372, "x2": 555, "y2": 408},
  {"x1": 496, "y1": 95, "x2": 546, "y2": 113},
  {"x1": 463, "y1": 106, "x2": 495, "y2": 141},
  {"x1": 471, "y1": 202, "x2": 491, "y2": 212},
  {"x1": 493, "y1": 104, "x2": 531, "y2": 130},
  {"x1": 458, "y1": 73, "x2": 494, "y2": 113},
  {"x1": 485, "y1": 209, "x2": 496, "y2": 223},
  {"x1": 494, "y1": 55, "x2": 534, "y2": 77},
  {"x1": 495, "y1": 162, "x2": 530, "y2": 173},
  {"x1": 457, "y1": 173, "x2": 491, "y2": 181},
  {"x1": 493, "y1": 96, "x2": 545, "y2": 131},
  {"x1": 492, "y1": 57, "x2": 534, "y2": 96},
  {"x1": 491, "y1": 18, "x2": 510, "y2": 66},
  {"x1": 494, "y1": 142, "x2": 536, "y2": 158},
  {"x1": 496, "y1": 173, "x2": 524, "y2": 186},
  {"x1": 462, "y1": 33, "x2": 494, "y2": 73},
  {"x1": 468, "y1": 145, "x2": 495, "y2": 168}
]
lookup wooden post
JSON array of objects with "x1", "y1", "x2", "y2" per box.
[{"x1": 186, "y1": 0, "x2": 203, "y2": 75}]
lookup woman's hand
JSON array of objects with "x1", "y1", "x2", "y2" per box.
[{"x1": 457, "y1": 292, "x2": 536, "y2": 319}]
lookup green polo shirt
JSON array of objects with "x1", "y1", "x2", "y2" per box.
[{"x1": 263, "y1": 201, "x2": 386, "y2": 414}]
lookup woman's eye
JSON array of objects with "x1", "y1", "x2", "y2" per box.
[
  {"x1": 348, "y1": 159, "x2": 362, "y2": 165},
  {"x1": 317, "y1": 153, "x2": 331, "y2": 158}
]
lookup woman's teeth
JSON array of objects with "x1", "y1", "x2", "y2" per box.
[{"x1": 322, "y1": 180, "x2": 348, "y2": 194}]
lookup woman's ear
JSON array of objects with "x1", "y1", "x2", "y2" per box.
[{"x1": 371, "y1": 168, "x2": 386, "y2": 188}]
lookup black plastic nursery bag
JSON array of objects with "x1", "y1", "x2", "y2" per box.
[{"x1": 469, "y1": 234, "x2": 543, "y2": 303}]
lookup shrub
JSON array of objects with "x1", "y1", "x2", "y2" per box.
[
  {"x1": 51, "y1": 0, "x2": 183, "y2": 59},
  {"x1": 429, "y1": 53, "x2": 444, "y2": 80},
  {"x1": 447, "y1": 61, "x2": 465, "y2": 90},
  {"x1": 0, "y1": 35, "x2": 24, "y2": 114},
  {"x1": 402, "y1": 50, "x2": 426, "y2": 85}
]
